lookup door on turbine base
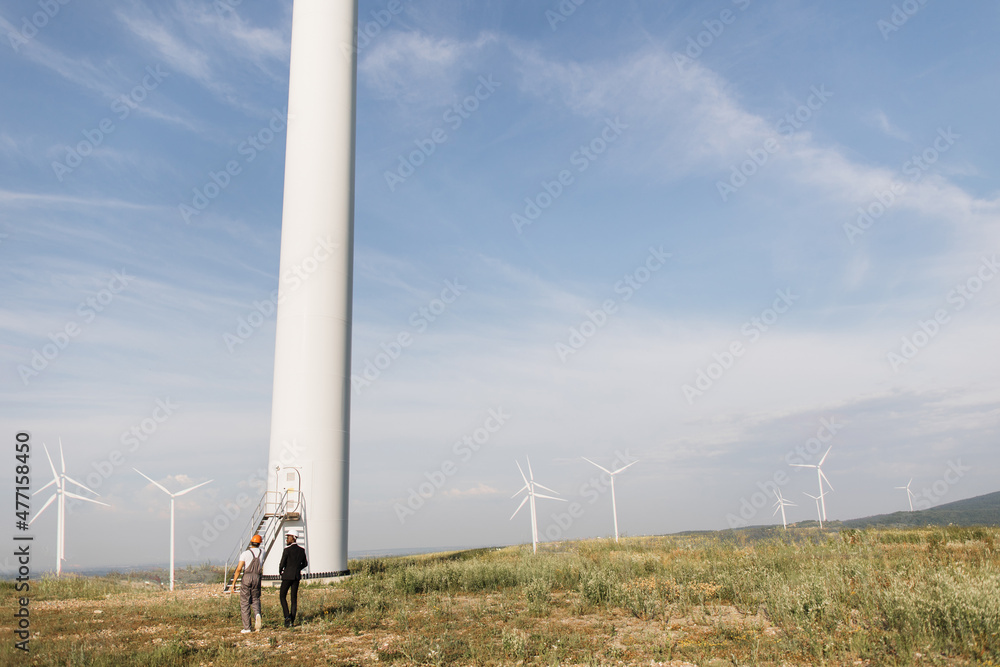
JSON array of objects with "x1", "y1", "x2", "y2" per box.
[{"x1": 278, "y1": 467, "x2": 302, "y2": 520}]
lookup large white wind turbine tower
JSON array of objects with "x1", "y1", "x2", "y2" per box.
[
  {"x1": 30, "y1": 439, "x2": 109, "y2": 575},
  {"x1": 134, "y1": 469, "x2": 212, "y2": 591},
  {"x1": 772, "y1": 488, "x2": 796, "y2": 530},
  {"x1": 804, "y1": 491, "x2": 825, "y2": 529},
  {"x1": 895, "y1": 478, "x2": 916, "y2": 512},
  {"x1": 511, "y1": 458, "x2": 565, "y2": 553},
  {"x1": 582, "y1": 457, "x2": 638, "y2": 542},
  {"x1": 790, "y1": 446, "x2": 834, "y2": 522},
  {"x1": 260, "y1": 0, "x2": 358, "y2": 581}
]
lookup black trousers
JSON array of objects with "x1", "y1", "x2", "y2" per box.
[{"x1": 279, "y1": 579, "x2": 300, "y2": 621}]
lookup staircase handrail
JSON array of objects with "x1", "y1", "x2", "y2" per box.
[
  {"x1": 224, "y1": 491, "x2": 271, "y2": 572},
  {"x1": 223, "y1": 489, "x2": 288, "y2": 588}
]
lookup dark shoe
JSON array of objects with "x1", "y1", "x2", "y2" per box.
[{"x1": 284, "y1": 617, "x2": 291, "y2": 627}]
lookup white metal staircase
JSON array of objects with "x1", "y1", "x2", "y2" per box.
[{"x1": 223, "y1": 488, "x2": 301, "y2": 591}]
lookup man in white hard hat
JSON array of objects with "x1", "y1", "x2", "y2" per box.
[{"x1": 278, "y1": 532, "x2": 308, "y2": 627}]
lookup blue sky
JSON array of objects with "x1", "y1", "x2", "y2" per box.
[{"x1": 2, "y1": 0, "x2": 999, "y2": 572}]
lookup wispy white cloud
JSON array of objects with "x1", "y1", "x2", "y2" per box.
[
  {"x1": 0, "y1": 11, "x2": 205, "y2": 135},
  {"x1": 0, "y1": 132, "x2": 28, "y2": 164},
  {"x1": 0, "y1": 12, "x2": 122, "y2": 98},
  {"x1": 113, "y1": 0, "x2": 290, "y2": 117},
  {"x1": 0, "y1": 188, "x2": 163, "y2": 211},
  {"x1": 114, "y1": 10, "x2": 213, "y2": 84},
  {"x1": 509, "y1": 47, "x2": 1000, "y2": 254},
  {"x1": 177, "y1": 0, "x2": 290, "y2": 68},
  {"x1": 512, "y1": 47, "x2": 767, "y2": 175},
  {"x1": 873, "y1": 109, "x2": 910, "y2": 141},
  {"x1": 359, "y1": 31, "x2": 498, "y2": 107},
  {"x1": 442, "y1": 483, "x2": 498, "y2": 498}
]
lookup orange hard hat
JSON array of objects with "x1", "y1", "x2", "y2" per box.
[{"x1": 250, "y1": 534, "x2": 262, "y2": 545}]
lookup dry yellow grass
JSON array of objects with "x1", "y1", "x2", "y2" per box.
[{"x1": 2, "y1": 527, "x2": 997, "y2": 666}]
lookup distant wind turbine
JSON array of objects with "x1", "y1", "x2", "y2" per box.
[
  {"x1": 582, "y1": 456, "x2": 638, "y2": 542},
  {"x1": 895, "y1": 478, "x2": 916, "y2": 512},
  {"x1": 510, "y1": 458, "x2": 565, "y2": 554},
  {"x1": 134, "y1": 468, "x2": 212, "y2": 591},
  {"x1": 772, "y1": 488, "x2": 796, "y2": 530},
  {"x1": 790, "y1": 446, "x2": 834, "y2": 521},
  {"x1": 30, "y1": 439, "x2": 109, "y2": 575},
  {"x1": 804, "y1": 491, "x2": 825, "y2": 528}
]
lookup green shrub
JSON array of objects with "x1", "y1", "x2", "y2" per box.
[
  {"x1": 580, "y1": 569, "x2": 618, "y2": 605},
  {"x1": 524, "y1": 577, "x2": 551, "y2": 615}
]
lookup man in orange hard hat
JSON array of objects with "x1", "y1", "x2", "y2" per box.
[{"x1": 230, "y1": 534, "x2": 264, "y2": 633}]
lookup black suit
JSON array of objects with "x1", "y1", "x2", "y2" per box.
[{"x1": 278, "y1": 542, "x2": 308, "y2": 625}]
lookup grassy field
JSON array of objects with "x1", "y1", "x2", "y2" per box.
[{"x1": 2, "y1": 526, "x2": 998, "y2": 666}]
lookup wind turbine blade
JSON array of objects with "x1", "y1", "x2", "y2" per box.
[
  {"x1": 611, "y1": 461, "x2": 638, "y2": 475},
  {"x1": 533, "y1": 493, "x2": 566, "y2": 502},
  {"x1": 786, "y1": 500, "x2": 797, "y2": 507},
  {"x1": 511, "y1": 484, "x2": 529, "y2": 499},
  {"x1": 32, "y1": 478, "x2": 56, "y2": 496},
  {"x1": 515, "y1": 461, "x2": 529, "y2": 486},
  {"x1": 773, "y1": 505, "x2": 781, "y2": 516},
  {"x1": 818, "y1": 446, "x2": 832, "y2": 466},
  {"x1": 64, "y1": 491, "x2": 109, "y2": 507},
  {"x1": 29, "y1": 494, "x2": 57, "y2": 524},
  {"x1": 526, "y1": 456, "x2": 535, "y2": 481},
  {"x1": 174, "y1": 480, "x2": 213, "y2": 497},
  {"x1": 789, "y1": 464, "x2": 816, "y2": 469},
  {"x1": 533, "y1": 482, "x2": 560, "y2": 496},
  {"x1": 819, "y1": 469, "x2": 834, "y2": 491},
  {"x1": 907, "y1": 478, "x2": 913, "y2": 489},
  {"x1": 63, "y1": 476, "x2": 100, "y2": 496},
  {"x1": 510, "y1": 495, "x2": 529, "y2": 520},
  {"x1": 133, "y1": 468, "x2": 171, "y2": 495},
  {"x1": 582, "y1": 457, "x2": 611, "y2": 475},
  {"x1": 42, "y1": 443, "x2": 58, "y2": 480},
  {"x1": 59, "y1": 437, "x2": 66, "y2": 473},
  {"x1": 804, "y1": 492, "x2": 819, "y2": 500}
]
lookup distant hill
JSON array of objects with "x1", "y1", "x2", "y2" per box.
[
  {"x1": 840, "y1": 490, "x2": 1000, "y2": 529},
  {"x1": 687, "y1": 490, "x2": 1000, "y2": 541}
]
